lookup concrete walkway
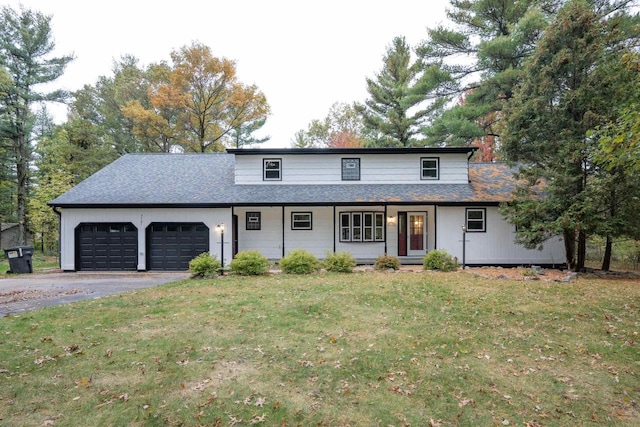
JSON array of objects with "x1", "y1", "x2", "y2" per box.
[{"x1": 0, "y1": 271, "x2": 190, "y2": 315}]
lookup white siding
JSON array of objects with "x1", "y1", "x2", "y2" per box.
[
  {"x1": 436, "y1": 206, "x2": 565, "y2": 266},
  {"x1": 235, "y1": 207, "x2": 283, "y2": 259},
  {"x1": 234, "y1": 153, "x2": 470, "y2": 184},
  {"x1": 235, "y1": 206, "x2": 334, "y2": 259},
  {"x1": 59, "y1": 208, "x2": 231, "y2": 271}
]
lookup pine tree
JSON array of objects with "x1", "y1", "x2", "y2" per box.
[{"x1": 357, "y1": 36, "x2": 448, "y2": 147}]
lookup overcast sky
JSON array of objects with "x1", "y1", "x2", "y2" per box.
[{"x1": 6, "y1": 0, "x2": 452, "y2": 147}]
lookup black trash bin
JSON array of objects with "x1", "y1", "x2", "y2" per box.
[{"x1": 4, "y1": 246, "x2": 34, "y2": 274}]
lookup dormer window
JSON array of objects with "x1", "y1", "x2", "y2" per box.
[
  {"x1": 263, "y1": 158, "x2": 282, "y2": 181},
  {"x1": 421, "y1": 157, "x2": 439, "y2": 180},
  {"x1": 341, "y1": 158, "x2": 360, "y2": 181}
]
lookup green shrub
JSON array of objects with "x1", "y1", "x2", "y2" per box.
[
  {"x1": 188, "y1": 252, "x2": 221, "y2": 277},
  {"x1": 423, "y1": 250, "x2": 458, "y2": 272},
  {"x1": 323, "y1": 251, "x2": 357, "y2": 273},
  {"x1": 279, "y1": 249, "x2": 320, "y2": 274},
  {"x1": 375, "y1": 254, "x2": 400, "y2": 271},
  {"x1": 230, "y1": 250, "x2": 270, "y2": 275}
]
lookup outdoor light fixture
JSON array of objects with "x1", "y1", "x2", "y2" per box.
[
  {"x1": 217, "y1": 223, "x2": 225, "y2": 274},
  {"x1": 387, "y1": 215, "x2": 396, "y2": 225}
]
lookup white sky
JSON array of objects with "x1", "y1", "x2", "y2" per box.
[{"x1": 6, "y1": 0, "x2": 451, "y2": 147}]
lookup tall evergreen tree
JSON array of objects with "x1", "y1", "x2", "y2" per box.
[
  {"x1": 0, "y1": 5, "x2": 73, "y2": 245},
  {"x1": 419, "y1": 0, "x2": 559, "y2": 149},
  {"x1": 357, "y1": 36, "x2": 448, "y2": 147},
  {"x1": 501, "y1": 0, "x2": 639, "y2": 271}
]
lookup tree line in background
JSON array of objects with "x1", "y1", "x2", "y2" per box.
[{"x1": 0, "y1": 0, "x2": 638, "y2": 271}]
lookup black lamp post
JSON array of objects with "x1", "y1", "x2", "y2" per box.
[
  {"x1": 461, "y1": 225, "x2": 467, "y2": 269},
  {"x1": 217, "y1": 223, "x2": 225, "y2": 275}
]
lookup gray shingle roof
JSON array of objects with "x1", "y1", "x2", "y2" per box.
[{"x1": 49, "y1": 153, "x2": 517, "y2": 207}]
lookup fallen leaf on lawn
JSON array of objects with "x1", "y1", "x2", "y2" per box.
[
  {"x1": 255, "y1": 397, "x2": 266, "y2": 407},
  {"x1": 458, "y1": 397, "x2": 476, "y2": 408},
  {"x1": 229, "y1": 415, "x2": 243, "y2": 425},
  {"x1": 176, "y1": 359, "x2": 189, "y2": 366},
  {"x1": 250, "y1": 413, "x2": 267, "y2": 424}
]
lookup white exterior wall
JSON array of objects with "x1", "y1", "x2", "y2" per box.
[
  {"x1": 235, "y1": 206, "x2": 335, "y2": 259},
  {"x1": 235, "y1": 207, "x2": 283, "y2": 259},
  {"x1": 59, "y1": 207, "x2": 231, "y2": 271},
  {"x1": 235, "y1": 153, "x2": 469, "y2": 184},
  {"x1": 436, "y1": 206, "x2": 565, "y2": 266}
]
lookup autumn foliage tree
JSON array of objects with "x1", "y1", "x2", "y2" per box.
[
  {"x1": 293, "y1": 102, "x2": 365, "y2": 148},
  {"x1": 112, "y1": 43, "x2": 271, "y2": 153}
]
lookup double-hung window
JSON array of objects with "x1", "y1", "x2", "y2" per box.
[
  {"x1": 466, "y1": 208, "x2": 486, "y2": 232},
  {"x1": 291, "y1": 212, "x2": 312, "y2": 230},
  {"x1": 339, "y1": 212, "x2": 384, "y2": 242},
  {"x1": 263, "y1": 158, "x2": 282, "y2": 181},
  {"x1": 421, "y1": 157, "x2": 439, "y2": 180}
]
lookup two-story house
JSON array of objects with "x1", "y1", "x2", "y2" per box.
[{"x1": 49, "y1": 147, "x2": 565, "y2": 271}]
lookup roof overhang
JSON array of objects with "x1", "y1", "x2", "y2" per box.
[{"x1": 227, "y1": 147, "x2": 478, "y2": 155}]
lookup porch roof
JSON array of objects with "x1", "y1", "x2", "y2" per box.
[{"x1": 49, "y1": 153, "x2": 518, "y2": 207}]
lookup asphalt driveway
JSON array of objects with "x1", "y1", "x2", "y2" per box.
[{"x1": 0, "y1": 271, "x2": 191, "y2": 316}]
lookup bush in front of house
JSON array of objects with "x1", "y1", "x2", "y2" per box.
[
  {"x1": 189, "y1": 252, "x2": 221, "y2": 277},
  {"x1": 323, "y1": 251, "x2": 357, "y2": 273},
  {"x1": 423, "y1": 249, "x2": 458, "y2": 272},
  {"x1": 374, "y1": 254, "x2": 401, "y2": 271},
  {"x1": 230, "y1": 250, "x2": 270, "y2": 275},
  {"x1": 279, "y1": 249, "x2": 321, "y2": 274}
]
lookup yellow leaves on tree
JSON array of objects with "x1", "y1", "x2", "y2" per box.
[{"x1": 121, "y1": 41, "x2": 270, "y2": 153}]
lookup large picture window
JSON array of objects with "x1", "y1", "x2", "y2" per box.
[
  {"x1": 341, "y1": 158, "x2": 360, "y2": 181},
  {"x1": 421, "y1": 157, "x2": 439, "y2": 180},
  {"x1": 263, "y1": 158, "x2": 282, "y2": 181},
  {"x1": 339, "y1": 212, "x2": 384, "y2": 242},
  {"x1": 466, "y1": 208, "x2": 486, "y2": 232},
  {"x1": 291, "y1": 212, "x2": 312, "y2": 230}
]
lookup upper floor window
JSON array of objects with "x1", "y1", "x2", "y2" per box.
[
  {"x1": 421, "y1": 157, "x2": 439, "y2": 180},
  {"x1": 341, "y1": 158, "x2": 360, "y2": 181},
  {"x1": 466, "y1": 208, "x2": 486, "y2": 232},
  {"x1": 246, "y1": 212, "x2": 261, "y2": 230},
  {"x1": 263, "y1": 158, "x2": 282, "y2": 181},
  {"x1": 291, "y1": 212, "x2": 312, "y2": 230}
]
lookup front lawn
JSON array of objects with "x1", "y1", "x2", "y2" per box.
[{"x1": 1, "y1": 271, "x2": 638, "y2": 426}]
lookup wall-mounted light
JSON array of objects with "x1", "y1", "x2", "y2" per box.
[{"x1": 387, "y1": 215, "x2": 397, "y2": 225}]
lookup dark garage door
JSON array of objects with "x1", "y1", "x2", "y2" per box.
[
  {"x1": 75, "y1": 223, "x2": 138, "y2": 271},
  {"x1": 147, "y1": 223, "x2": 209, "y2": 271}
]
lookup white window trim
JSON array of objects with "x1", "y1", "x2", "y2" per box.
[
  {"x1": 421, "y1": 157, "x2": 439, "y2": 180},
  {"x1": 263, "y1": 158, "x2": 282, "y2": 181},
  {"x1": 291, "y1": 212, "x2": 312, "y2": 230},
  {"x1": 339, "y1": 212, "x2": 385, "y2": 242},
  {"x1": 466, "y1": 208, "x2": 486, "y2": 232}
]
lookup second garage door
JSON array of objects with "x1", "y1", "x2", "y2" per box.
[{"x1": 147, "y1": 223, "x2": 209, "y2": 271}]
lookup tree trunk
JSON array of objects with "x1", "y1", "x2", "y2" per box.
[
  {"x1": 601, "y1": 235, "x2": 612, "y2": 271},
  {"x1": 563, "y1": 228, "x2": 576, "y2": 271},
  {"x1": 577, "y1": 229, "x2": 587, "y2": 272},
  {"x1": 14, "y1": 133, "x2": 30, "y2": 246}
]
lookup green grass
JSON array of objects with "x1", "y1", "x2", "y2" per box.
[{"x1": 1, "y1": 271, "x2": 639, "y2": 426}]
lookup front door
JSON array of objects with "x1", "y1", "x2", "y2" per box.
[{"x1": 407, "y1": 212, "x2": 427, "y2": 256}]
